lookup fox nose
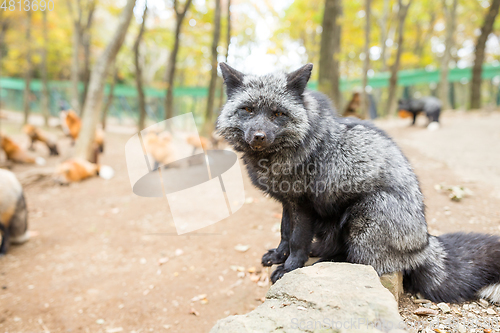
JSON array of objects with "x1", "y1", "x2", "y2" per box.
[{"x1": 253, "y1": 131, "x2": 266, "y2": 143}]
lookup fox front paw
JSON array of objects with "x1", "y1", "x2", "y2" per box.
[
  {"x1": 270, "y1": 253, "x2": 308, "y2": 283},
  {"x1": 262, "y1": 248, "x2": 288, "y2": 267},
  {"x1": 270, "y1": 265, "x2": 289, "y2": 283}
]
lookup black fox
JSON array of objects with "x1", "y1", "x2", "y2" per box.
[
  {"x1": 216, "y1": 63, "x2": 500, "y2": 303},
  {"x1": 398, "y1": 97, "x2": 441, "y2": 126}
]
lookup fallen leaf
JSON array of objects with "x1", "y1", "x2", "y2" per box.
[
  {"x1": 234, "y1": 244, "x2": 250, "y2": 252},
  {"x1": 414, "y1": 307, "x2": 438, "y2": 316},
  {"x1": 413, "y1": 299, "x2": 431, "y2": 304},
  {"x1": 249, "y1": 273, "x2": 260, "y2": 283},
  {"x1": 230, "y1": 265, "x2": 245, "y2": 272},
  {"x1": 191, "y1": 294, "x2": 207, "y2": 302},
  {"x1": 158, "y1": 257, "x2": 169, "y2": 265},
  {"x1": 189, "y1": 308, "x2": 200, "y2": 316}
]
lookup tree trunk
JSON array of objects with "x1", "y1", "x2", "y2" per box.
[
  {"x1": 378, "y1": 0, "x2": 390, "y2": 71},
  {"x1": 74, "y1": 0, "x2": 136, "y2": 161},
  {"x1": 218, "y1": 0, "x2": 231, "y2": 110},
  {"x1": 102, "y1": 64, "x2": 118, "y2": 130},
  {"x1": 135, "y1": 4, "x2": 148, "y2": 131},
  {"x1": 164, "y1": 0, "x2": 193, "y2": 120},
  {"x1": 331, "y1": 0, "x2": 342, "y2": 110},
  {"x1": 203, "y1": 0, "x2": 222, "y2": 135},
  {"x1": 374, "y1": 0, "x2": 389, "y2": 114},
  {"x1": 470, "y1": 0, "x2": 500, "y2": 109},
  {"x1": 438, "y1": 0, "x2": 458, "y2": 110},
  {"x1": 80, "y1": 1, "x2": 96, "y2": 115},
  {"x1": 23, "y1": 10, "x2": 32, "y2": 125},
  {"x1": 387, "y1": 0, "x2": 412, "y2": 117},
  {"x1": 416, "y1": 13, "x2": 436, "y2": 67},
  {"x1": 69, "y1": 0, "x2": 82, "y2": 114},
  {"x1": 318, "y1": 0, "x2": 343, "y2": 107},
  {"x1": 41, "y1": 10, "x2": 50, "y2": 126},
  {"x1": 361, "y1": 0, "x2": 371, "y2": 118},
  {"x1": 0, "y1": 12, "x2": 8, "y2": 112},
  {"x1": 318, "y1": 0, "x2": 335, "y2": 98}
]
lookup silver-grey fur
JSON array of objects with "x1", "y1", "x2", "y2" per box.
[
  {"x1": 217, "y1": 63, "x2": 500, "y2": 303},
  {"x1": 0, "y1": 168, "x2": 29, "y2": 255}
]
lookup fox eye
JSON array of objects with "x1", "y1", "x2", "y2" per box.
[
  {"x1": 244, "y1": 107, "x2": 252, "y2": 113},
  {"x1": 274, "y1": 112, "x2": 284, "y2": 117}
]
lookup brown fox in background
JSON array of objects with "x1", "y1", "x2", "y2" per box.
[
  {"x1": 143, "y1": 131, "x2": 175, "y2": 170},
  {"x1": 23, "y1": 124, "x2": 59, "y2": 156},
  {"x1": 343, "y1": 92, "x2": 365, "y2": 119},
  {"x1": 0, "y1": 168, "x2": 29, "y2": 255},
  {"x1": 60, "y1": 110, "x2": 105, "y2": 163},
  {"x1": 60, "y1": 110, "x2": 82, "y2": 142},
  {"x1": 186, "y1": 134, "x2": 210, "y2": 154},
  {"x1": 53, "y1": 158, "x2": 114, "y2": 184},
  {"x1": 0, "y1": 135, "x2": 45, "y2": 165}
]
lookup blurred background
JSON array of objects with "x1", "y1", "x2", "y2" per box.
[{"x1": 0, "y1": 0, "x2": 499, "y2": 133}]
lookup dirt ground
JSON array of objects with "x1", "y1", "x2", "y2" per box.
[{"x1": 1, "y1": 110, "x2": 500, "y2": 333}]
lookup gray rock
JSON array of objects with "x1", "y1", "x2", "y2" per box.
[{"x1": 210, "y1": 263, "x2": 408, "y2": 333}]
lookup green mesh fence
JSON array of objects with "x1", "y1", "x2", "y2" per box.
[{"x1": 1, "y1": 63, "x2": 499, "y2": 120}]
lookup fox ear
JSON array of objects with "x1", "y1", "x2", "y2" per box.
[
  {"x1": 220, "y1": 63, "x2": 245, "y2": 98},
  {"x1": 287, "y1": 63, "x2": 313, "y2": 96}
]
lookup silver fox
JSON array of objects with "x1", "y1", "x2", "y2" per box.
[{"x1": 216, "y1": 63, "x2": 500, "y2": 303}]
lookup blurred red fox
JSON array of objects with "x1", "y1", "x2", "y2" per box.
[
  {"x1": 143, "y1": 131, "x2": 175, "y2": 169},
  {"x1": 60, "y1": 110, "x2": 82, "y2": 141},
  {"x1": 186, "y1": 135, "x2": 210, "y2": 152},
  {"x1": 0, "y1": 135, "x2": 45, "y2": 165},
  {"x1": 398, "y1": 110, "x2": 412, "y2": 119},
  {"x1": 60, "y1": 111, "x2": 105, "y2": 163},
  {"x1": 94, "y1": 124, "x2": 105, "y2": 154},
  {"x1": 0, "y1": 168, "x2": 29, "y2": 255},
  {"x1": 343, "y1": 92, "x2": 365, "y2": 119},
  {"x1": 22, "y1": 124, "x2": 59, "y2": 156},
  {"x1": 53, "y1": 158, "x2": 114, "y2": 184}
]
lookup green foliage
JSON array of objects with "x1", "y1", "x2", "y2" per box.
[
  {"x1": 0, "y1": 0, "x2": 498, "y2": 96},
  {"x1": 269, "y1": 0, "x2": 499, "y2": 78}
]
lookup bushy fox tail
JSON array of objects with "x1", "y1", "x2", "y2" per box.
[{"x1": 404, "y1": 233, "x2": 500, "y2": 303}]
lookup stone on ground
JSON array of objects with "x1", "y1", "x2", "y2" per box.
[{"x1": 210, "y1": 262, "x2": 408, "y2": 333}]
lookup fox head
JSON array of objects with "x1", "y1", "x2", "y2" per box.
[{"x1": 217, "y1": 63, "x2": 313, "y2": 154}]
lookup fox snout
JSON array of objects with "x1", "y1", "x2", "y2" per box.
[{"x1": 247, "y1": 130, "x2": 272, "y2": 151}]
